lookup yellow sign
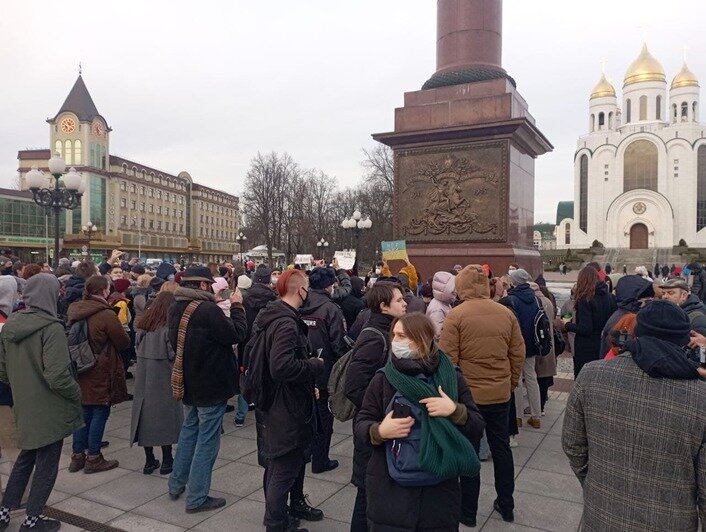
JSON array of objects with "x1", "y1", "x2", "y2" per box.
[{"x1": 381, "y1": 240, "x2": 408, "y2": 262}]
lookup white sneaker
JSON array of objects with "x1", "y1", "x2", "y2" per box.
[
  {"x1": 509, "y1": 435, "x2": 519, "y2": 448},
  {"x1": 541, "y1": 410, "x2": 546, "y2": 417}
]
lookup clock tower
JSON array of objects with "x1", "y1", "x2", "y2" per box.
[{"x1": 47, "y1": 74, "x2": 112, "y2": 235}]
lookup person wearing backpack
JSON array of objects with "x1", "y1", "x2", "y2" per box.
[
  {"x1": 0, "y1": 274, "x2": 83, "y2": 531},
  {"x1": 506, "y1": 269, "x2": 544, "y2": 429},
  {"x1": 67, "y1": 275, "x2": 130, "y2": 475},
  {"x1": 354, "y1": 313, "x2": 485, "y2": 531},
  {"x1": 344, "y1": 281, "x2": 407, "y2": 532},
  {"x1": 250, "y1": 269, "x2": 324, "y2": 532}
]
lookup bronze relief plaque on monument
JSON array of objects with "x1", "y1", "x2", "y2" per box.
[{"x1": 395, "y1": 141, "x2": 508, "y2": 243}]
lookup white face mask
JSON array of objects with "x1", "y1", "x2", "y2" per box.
[
  {"x1": 391, "y1": 341, "x2": 416, "y2": 359},
  {"x1": 271, "y1": 276, "x2": 279, "y2": 285},
  {"x1": 375, "y1": 268, "x2": 382, "y2": 275}
]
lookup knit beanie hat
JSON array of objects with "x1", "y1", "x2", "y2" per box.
[
  {"x1": 635, "y1": 299, "x2": 691, "y2": 346},
  {"x1": 309, "y1": 267, "x2": 337, "y2": 290},
  {"x1": 254, "y1": 265, "x2": 272, "y2": 284},
  {"x1": 113, "y1": 278, "x2": 130, "y2": 293},
  {"x1": 508, "y1": 268, "x2": 530, "y2": 287}
]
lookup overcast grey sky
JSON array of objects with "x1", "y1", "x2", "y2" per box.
[{"x1": 1, "y1": 0, "x2": 705, "y2": 224}]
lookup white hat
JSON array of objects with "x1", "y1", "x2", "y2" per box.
[{"x1": 237, "y1": 274, "x2": 252, "y2": 290}]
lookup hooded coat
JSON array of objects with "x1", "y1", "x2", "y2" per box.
[
  {"x1": 0, "y1": 274, "x2": 83, "y2": 449},
  {"x1": 254, "y1": 299, "x2": 322, "y2": 462},
  {"x1": 507, "y1": 282, "x2": 542, "y2": 357},
  {"x1": 426, "y1": 271, "x2": 456, "y2": 338},
  {"x1": 563, "y1": 344, "x2": 706, "y2": 531},
  {"x1": 600, "y1": 275, "x2": 654, "y2": 356},
  {"x1": 439, "y1": 265, "x2": 525, "y2": 405},
  {"x1": 67, "y1": 297, "x2": 131, "y2": 406},
  {"x1": 339, "y1": 277, "x2": 366, "y2": 330},
  {"x1": 58, "y1": 274, "x2": 86, "y2": 320}
]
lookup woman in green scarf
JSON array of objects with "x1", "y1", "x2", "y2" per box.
[{"x1": 353, "y1": 313, "x2": 485, "y2": 531}]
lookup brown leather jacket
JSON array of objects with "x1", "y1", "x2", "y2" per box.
[{"x1": 67, "y1": 297, "x2": 130, "y2": 406}]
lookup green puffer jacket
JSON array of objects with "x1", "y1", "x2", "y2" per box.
[{"x1": 0, "y1": 309, "x2": 83, "y2": 450}]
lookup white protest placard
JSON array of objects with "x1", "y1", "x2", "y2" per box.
[
  {"x1": 294, "y1": 254, "x2": 314, "y2": 265},
  {"x1": 334, "y1": 250, "x2": 356, "y2": 270}
]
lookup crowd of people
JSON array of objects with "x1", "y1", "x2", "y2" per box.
[{"x1": 1, "y1": 249, "x2": 706, "y2": 530}]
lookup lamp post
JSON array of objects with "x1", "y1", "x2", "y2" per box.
[
  {"x1": 316, "y1": 238, "x2": 329, "y2": 257},
  {"x1": 82, "y1": 221, "x2": 98, "y2": 258},
  {"x1": 237, "y1": 231, "x2": 247, "y2": 265},
  {"x1": 341, "y1": 208, "x2": 372, "y2": 263},
  {"x1": 26, "y1": 153, "x2": 85, "y2": 269},
  {"x1": 131, "y1": 216, "x2": 143, "y2": 260}
]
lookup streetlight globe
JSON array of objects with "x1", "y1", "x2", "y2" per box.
[
  {"x1": 82, "y1": 225, "x2": 88, "y2": 232},
  {"x1": 364, "y1": 218, "x2": 373, "y2": 229},
  {"x1": 341, "y1": 219, "x2": 349, "y2": 229},
  {"x1": 48, "y1": 153, "x2": 66, "y2": 175},
  {"x1": 26, "y1": 166, "x2": 44, "y2": 189},
  {"x1": 242, "y1": 235, "x2": 247, "y2": 241},
  {"x1": 353, "y1": 209, "x2": 362, "y2": 221},
  {"x1": 77, "y1": 176, "x2": 87, "y2": 194},
  {"x1": 91, "y1": 224, "x2": 97, "y2": 232},
  {"x1": 63, "y1": 167, "x2": 81, "y2": 191},
  {"x1": 324, "y1": 241, "x2": 329, "y2": 247}
]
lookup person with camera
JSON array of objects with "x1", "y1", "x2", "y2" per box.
[
  {"x1": 354, "y1": 313, "x2": 484, "y2": 530},
  {"x1": 563, "y1": 299, "x2": 706, "y2": 531}
]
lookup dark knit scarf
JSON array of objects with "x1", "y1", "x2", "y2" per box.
[{"x1": 383, "y1": 351, "x2": 480, "y2": 480}]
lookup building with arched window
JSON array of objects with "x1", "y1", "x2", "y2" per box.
[{"x1": 556, "y1": 44, "x2": 703, "y2": 249}]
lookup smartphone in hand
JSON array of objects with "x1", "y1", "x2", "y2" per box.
[{"x1": 392, "y1": 401, "x2": 412, "y2": 419}]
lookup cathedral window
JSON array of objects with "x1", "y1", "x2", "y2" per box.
[
  {"x1": 624, "y1": 140, "x2": 658, "y2": 192},
  {"x1": 608, "y1": 112, "x2": 613, "y2": 129},
  {"x1": 698, "y1": 145, "x2": 706, "y2": 231},
  {"x1": 673, "y1": 104, "x2": 678, "y2": 123},
  {"x1": 693, "y1": 102, "x2": 698, "y2": 122},
  {"x1": 579, "y1": 155, "x2": 588, "y2": 233},
  {"x1": 64, "y1": 140, "x2": 72, "y2": 165},
  {"x1": 565, "y1": 224, "x2": 571, "y2": 245},
  {"x1": 656, "y1": 96, "x2": 662, "y2": 120},
  {"x1": 74, "y1": 140, "x2": 82, "y2": 165},
  {"x1": 639, "y1": 96, "x2": 647, "y2": 121},
  {"x1": 598, "y1": 112, "x2": 605, "y2": 128},
  {"x1": 54, "y1": 140, "x2": 62, "y2": 158},
  {"x1": 626, "y1": 99, "x2": 632, "y2": 123},
  {"x1": 682, "y1": 101, "x2": 689, "y2": 120}
]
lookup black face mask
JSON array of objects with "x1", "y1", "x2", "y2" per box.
[
  {"x1": 1, "y1": 267, "x2": 12, "y2": 276},
  {"x1": 299, "y1": 288, "x2": 309, "y2": 305}
]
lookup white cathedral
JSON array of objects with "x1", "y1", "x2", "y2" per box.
[{"x1": 555, "y1": 44, "x2": 706, "y2": 250}]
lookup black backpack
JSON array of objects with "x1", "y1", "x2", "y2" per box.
[
  {"x1": 533, "y1": 298, "x2": 552, "y2": 357},
  {"x1": 241, "y1": 322, "x2": 275, "y2": 411}
]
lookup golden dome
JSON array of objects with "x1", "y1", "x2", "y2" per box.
[
  {"x1": 590, "y1": 73, "x2": 616, "y2": 99},
  {"x1": 623, "y1": 44, "x2": 666, "y2": 86},
  {"x1": 671, "y1": 61, "x2": 699, "y2": 89}
]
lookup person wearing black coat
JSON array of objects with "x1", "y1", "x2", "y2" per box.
[
  {"x1": 344, "y1": 282, "x2": 407, "y2": 532},
  {"x1": 689, "y1": 262, "x2": 706, "y2": 303},
  {"x1": 167, "y1": 267, "x2": 247, "y2": 513},
  {"x1": 252, "y1": 270, "x2": 324, "y2": 532},
  {"x1": 561, "y1": 267, "x2": 616, "y2": 378},
  {"x1": 599, "y1": 275, "x2": 654, "y2": 357},
  {"x1": 298, "y1": 267, "x2": 348, "y2": 474},
  {"x1": 340, "y1": 277, "x2": 366, "y2": 330},
  {"x1": 354, "y1": 349, "x2": 484, "y2": 531}
]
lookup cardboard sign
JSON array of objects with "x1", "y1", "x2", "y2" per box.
[
  {"x1": 294, "y1": 254, "x2": 314, "y2": 265},
  {"x1": 334, "y1": 250, "x2": 356, "y2": 270},
  {"x1": 381, "y1": 240, "x2": 408, "y2": 262}
]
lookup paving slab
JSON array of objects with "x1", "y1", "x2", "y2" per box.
[
  {"x1": 132, "y1": 490, "x2": 236, "y2": 528},
  {"x1": 524, "y1": 449, "x2": 575, "y2": 477},
  {"x1": 53, "y1": 466, "x2": 131, "y2": 495},
  {"x1": 81, "y1": 470, "x2": 168, "y2": 511},
  {"x1": 109, "y1": 512, "x2": 186, "y2": 532},
  {"x1": 515, "y1": 469, "x2": 583, "y2": 503},
  {"x1": 191, "y1": 497, "x2": 266, "y2": 532},
  {"x1": 317, "y1": 484, "x2": 357, "y2": 524},
  {"x1": 53, "y1": 495, "x2": 125, "y2": 523},
  {"x1": 209, "y1": 461, "x2": 264, "y2": 497},
  {"x1": 304, "y1": 453, "x2": 353, "y2": 485},
  {"x1": 246, "y1": 476, "x2": 347, "y2": 508},
  {"x1": 485, "y1": 490, "x2": 582, "y2": 532}
]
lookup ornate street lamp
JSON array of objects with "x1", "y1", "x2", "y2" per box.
[
  {"x1": 26, "y1": 153, "x2": 84, "y2": 268},
  {"x1": 341, "y1": 208, "x2": 372, "y2": 265},
  {"x1": 237, "y1": 231, "x2": 247, "y2": 265},
  {"x1": 316, "y1": 238, "x2": 329, "y2": 256},
  {"x1": 82, "y1": 221, "x2": 98, "y2": 257}
]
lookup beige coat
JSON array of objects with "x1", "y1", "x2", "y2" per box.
[
  {"x1": 532, "y1": 283, "x2": 557, "y2": 379},
  {"x1": 439, "y1": 265, "x2": 525, "y2": 405}
]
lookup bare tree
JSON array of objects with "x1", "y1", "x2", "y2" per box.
[{"x1": 362, "y1": 144, "x2": 394, "y2": 196}]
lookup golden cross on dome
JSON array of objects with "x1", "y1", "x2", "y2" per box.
[{"x1": 79, "y1": 62, "x2": 82, "y2": 75}]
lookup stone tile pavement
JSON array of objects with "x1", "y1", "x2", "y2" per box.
[{"x1": 0, "y1": 391, "x2": 583, "y2": 531}]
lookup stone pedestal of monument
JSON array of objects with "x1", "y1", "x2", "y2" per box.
[{"x1": 374, "y1": 0, "x2": 552, "y2": 279}]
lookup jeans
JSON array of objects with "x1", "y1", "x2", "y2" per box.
[
  {"x1": 168, "y1": 402, "x2": 226, "y2": 509},
  {"x1": 513, "y1": 356, "x2": 541, "y2": 418},
  {"x1": 234, "y1": 395, "x2": 249, "y2": 424},
  {"x1": 264, "y1": 447, "x2": 306, "y2": 530},
  {"x1": 72, "y1": 405, "x2": 111, "y2": 455},
  {"x1": 2, "y1": 439, "x2": 62, "y2": 516},
  {"x1": 350, "y1": 486, "x2": 367, "y2": 532},
  {"x1": 460, "y1": 401, "x2": 514, "y2": 518}
]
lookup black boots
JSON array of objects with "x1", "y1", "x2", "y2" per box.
[{"x1": 289, "y1": 496, "x2": 323, "y2": 521}]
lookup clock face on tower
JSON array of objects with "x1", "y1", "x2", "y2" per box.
[
  {"x1": 60, "y1": 117, "x2": 76, "y2": 133},
  {"x1": 93, "y1": 122, "x2": 104, "y2": 137}
]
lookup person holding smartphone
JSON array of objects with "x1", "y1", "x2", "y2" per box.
[{"x1": 354, "y1": 313, "x2": 484, "y2": 531}]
